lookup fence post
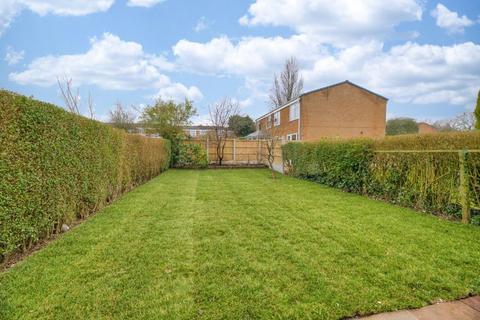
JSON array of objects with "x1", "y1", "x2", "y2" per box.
[
  {"x1": 206, "y1": 136, "x2": 209, "y2": 163},
  {"x1": 257, "y1": 139, "x2": 261, "y2": 164},
  {"x1": 458, "y1": 150, "x2": 470, "y2": 224},
  {"x1": 233, "y1": 139, "x2": 236, "y2": 163}
]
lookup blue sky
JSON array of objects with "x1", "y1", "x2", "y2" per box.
[{"x1": 1, "y1": 0, "x2": 479, "y2": 123}]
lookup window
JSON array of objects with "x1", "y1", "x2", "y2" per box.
[
  {"x1": 189, "y1": 129, "x2": 196, "y2": 137},
  {"x1": 273, "y1": 111, "x2": 280, "y2": 126},
  {"x1": 266, "y1": 117, "x2": 272, "y2": 129},
  {"x1": 289, "y1": 102, "x2": 299, "y2": 121},
  {"x1": 286, "y1": 133, "x2": 298, "y2": 141}
]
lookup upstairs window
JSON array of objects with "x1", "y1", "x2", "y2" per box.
[
  {"x1": 266, "y1": 117, "x2": 272, "y2": 129},
  {"x1": 273, "y1": 111, "x2": 280, "y2": 126},
  {"x1": 287, "y1": 133, "x2": 298, "y2": 141},
  {"x1": 289, "y1": 102, "x2": 299, "y2": 121}
]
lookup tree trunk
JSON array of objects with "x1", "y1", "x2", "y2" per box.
[{"x1": 270, "y1": 166, "x2": 276, "y2": 179}]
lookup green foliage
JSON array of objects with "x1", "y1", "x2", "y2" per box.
[
  {"x1": 283, "y1": 139, "x2": 374, "y2": 193},
  {"x1": 386, "y1": 117, "x2": 418, "y2": 135},
  {"x1": 471, "y1": 214, "x2": 480, "y2": 226},
  {"x1": 176, "y1": 142, "x2": 208, "y2": 168},
  {"x1": 0, "y1": 90, "x2": 171, "y2": 261},
  {"x1": 140, "y1": 99, "x2": 196, "y2": 165},
  {"x1": 228, "y1": 115, "x2": 255, "y2": 137},
  {"x1": 475, "y1": 89, "x2": 480, "y2": 130},
  {"x1": 283, "y1": 131, "x2": 480, "y2": 219},
  {"x1": 375, "y1": 131, "x2": 480, "y2": 150}
]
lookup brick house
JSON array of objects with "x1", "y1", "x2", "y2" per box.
[
  {"x1": 255, "y1": 81, "x2": 388, "y2": 141},
  {"x1": 417, "y1": 122, "x2": 437, "y2": 134},
  {"x1": 183, "y1": 125, "x2": 233, "y2": 139}
]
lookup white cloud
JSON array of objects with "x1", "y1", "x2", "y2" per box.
[
  {"x1": 10, "y1": 33, "x2": 202, "y2": 101},
  {"x1": 0, "y1": 0, "x2": 22, "y2": 36},
  {"x1": 0, "y1": 0, "x2": 114, "y2": 36},
  {"x1": 127, "y1": 0, "x2": 165, "y2": 8},
  {"x1": 194, "y1": 16, "x2": 210, "y2": 32},
  {"x1": 173, "y1": 34, "x2": 322, "y2": 77},
  {"x1": 4, "y1": 45, "x2": 24, "y2": 65},
  {"x1": 431, "y1": 3, "x2": 474, "y2": 34},
  {"x1": 239, "y1": 98, "x2": 253, "y2": 108},
  {"x1": 173, "y1": 31, "x2": 480, "y2": 109},
  {"x1": 20, "y1": 0, "x2": 114, "y2": 16},
  {"x1": 303, "y1": 41, "x2": 480, "y2": 107},
  {"x1": 239, "y1": 0, "x2": 423, "y2": 45},
  {"x1": 153, "y1": 83, "x2": 203, "y2": 102},
  {"x1": 191, "y1": 114, "x2": 210, "y2": 125}
]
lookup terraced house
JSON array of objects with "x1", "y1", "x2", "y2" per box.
[{"x1": 255, "y1": 81, "x2": 388, "y2": 141}]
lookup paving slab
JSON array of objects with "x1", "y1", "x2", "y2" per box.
[
  {"x1": 413, "y1": 300, "x2": 480, "y2": 320},
  {"x1": 462, "y1": 296, "x2": 480, "y2": 313},
  {"x1": 360, "y1": 310, "x2": 419, "y2": 320},
  {"x1": 357, "y1": 297, "x2": 480, "y2": 320}
]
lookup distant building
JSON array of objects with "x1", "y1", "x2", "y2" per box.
[
  {"x1": 183, "y1": 125, "x2": 233, "y2": 139},
  {"x1": 255, "y1": 80, "x2": 387, "y2": 141},
  {"x1": 417, "y1": 122, "x2": 437, "y2": 134},
  {"x1": 245, "y1": 130, "x2": 268, "y2": 140}
]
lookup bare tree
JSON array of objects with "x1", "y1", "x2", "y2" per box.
[
  {"x1": 57, "y1": 76, "x2": 95, "y2": 119},
  {"x1": 262, "y1": 132, "x2": 280, "y2": 179},
  {"x1": 262, "y1": 57, "x2": 302, "y2": 177},
  {"x1": 209, "y1": 98, "x2": 239, "y2": 165},
  {"x1": 433, "y1": 112, "x2": 476, "y2": 132},
  {"x1": 269, "y1": 57, "x2": 304, "y2": 108},
  {"x1": 87, "y1": 92, "x2": 95, "y2": 120},
  {"x1": 109, "y1": 102, "x2": 136, "y2": 131},
  {"x1": 57, "y1": 77, "x2": 80, "y2": 114},
  {"x1": 450, "y1": 112, "x2": 476, "y2": 131}
]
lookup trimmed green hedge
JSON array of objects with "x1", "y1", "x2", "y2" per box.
[
  {"x1": 0, "y1": 90, "x2": 171, "y2": 261},
  {"x1": 283, "y1": 132, "x2": 480, "y2": 220},
  {"x1": 283, "y1": 140, "x2": 374, "y2": 193}
]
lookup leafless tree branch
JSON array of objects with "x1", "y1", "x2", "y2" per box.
[
  {"x1": 57, "y1": 76, "x2": 95, "y2": 119},
  {"x1": 57, "y1": 76, "x2": 81, "y2": 115},
  {"x1": 209, "y1": 98, "x2": 239, "y2": 165},
  {"x1": 87, "y1": 92, "x2": 95, "y2": 120},
  {"x1": 269, "y1": 57, "x2": 303, "y2": 109},
  {"x1": 109, "y1": 102, "x2": 136, "y2": 131},
  {"x1": 433, "y1": 112, "x2": 476, "y2": 132}
]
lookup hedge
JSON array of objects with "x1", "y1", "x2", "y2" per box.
[
  {"x1": 282, "y1": 139, "x2": 374, "y2": 193},
  {"x1": 0, "y1": 90, "x2": 171, "y2": 261},
  {"x1": 176, "y1": 142, "x2": 208, "y2": 168},
  {"x1": 283, "y1": 132, "x2": 480, "y2": 220}
]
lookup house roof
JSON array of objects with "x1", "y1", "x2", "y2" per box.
[
  {"x1": 245, "y1": 130, "x2": 268, "y2": 139},
  {"x1": 183, "y1": 125, "x2": 225, "y2": 130},
  {"x1": 255, "y1": 80, "x2": 388, "y2": 122}
]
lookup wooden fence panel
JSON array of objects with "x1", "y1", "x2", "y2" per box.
[{"x1": 184, "y1": 138, "x2": 283, "y2": 169}]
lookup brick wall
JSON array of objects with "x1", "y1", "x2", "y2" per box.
[
  {"x1": 300, "y1": 83, "x2": 386, "y2": 141},
  {"x1": 257, "y1": 82, "x2": 387, "y2": 141}
]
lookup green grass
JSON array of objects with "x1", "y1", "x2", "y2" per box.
[{"x1": 1, "y1": 169, "x2": 479, "y2": 319}]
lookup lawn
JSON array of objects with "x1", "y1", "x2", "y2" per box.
[{"x1": 1, "y1": 169, "x2": 479, "y2": 319}]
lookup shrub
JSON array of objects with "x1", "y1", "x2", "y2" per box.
[
  {"x1": 176, "y1": 142, "x2": 208, "y2": 168},
  {"x1": 282, "y1": 132, "x2": 480, "y2": 220},
  {"x1": 386, "y1": 117, "x2": 418, "y2": 135},
  {"x1": 371, "y1": 132, "x2": 480, "y2": 216},
  {"x1": 472, "y1": 214, "x2": 480, "y2": 226},
  {"x1": 0, "y1": 90, "x2": 171, "y2": 261},
  {"x1": 283, "y1": 139, "x2": 374, "y2": 193}
]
